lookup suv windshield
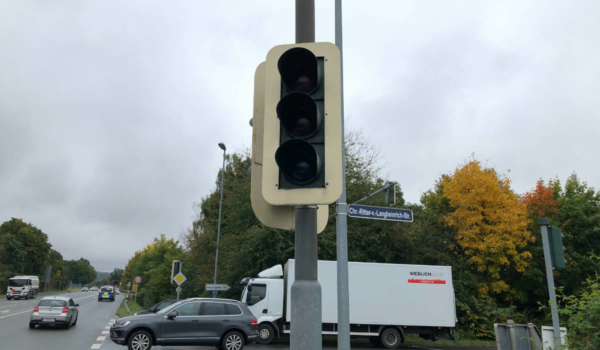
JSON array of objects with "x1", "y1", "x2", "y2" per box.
[
  {"x1": 8, "y1": 279, "x2": 27, "y2": 287},
  {"x1": 156, "y1": 300, "x2": 186, "y2": 315}
]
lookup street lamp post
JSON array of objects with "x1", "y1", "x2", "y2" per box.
[{"x1": 213, "y1": 142, "x2": 227, "y2": 298}]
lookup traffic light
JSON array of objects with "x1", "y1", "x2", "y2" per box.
[
  {"x1": 548, "y1": 226, "x2": 567, "y2": 270},
  {"x1": 386, "y1": 183, "x2": 396, "y2": 205},
  {"x1": 171, "y1": 260, "x2": 181, "y2": 284},
  {"x1": 250, "y1": 62, "x2": 328, "y2": 232},
  {"x1": 262, "y1": 43, "x2": 342, "y2": 206}
]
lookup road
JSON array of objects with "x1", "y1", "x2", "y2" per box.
[
  {"x1": 0, "y1": 292, "x2": 493, "y2": 350},
  {"x1": 0, "y1": 290, "x2": 124, "y2": 350}
]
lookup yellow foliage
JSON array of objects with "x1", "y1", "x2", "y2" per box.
[{"x1": 442, "y1": 159, "x2": 533, "y2": 296}]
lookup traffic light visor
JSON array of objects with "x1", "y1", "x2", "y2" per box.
[
  {"x1": 275, "y1": 139, "x2": 322, "y2": 185},
  {"x1": 278, "y1": 48, "x2": 321, "y2": 94},
  {"x1": 276, "y1": 92, "x2": 321, "y2": 138}
]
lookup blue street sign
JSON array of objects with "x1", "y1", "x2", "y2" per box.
[{"x1": 348, "y1": 204, "x2": 413, "y2": 222}]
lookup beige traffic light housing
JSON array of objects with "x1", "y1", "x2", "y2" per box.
[
  {"x1": 262, "y1": 42, "x2": 343, "y2": 206},
  {"x1": 250, "y1": 62, "x2": 328, "y2": 233}
]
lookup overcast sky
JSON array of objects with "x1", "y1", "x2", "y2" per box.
[{"x1": 1, "y1": 1, "x2": 598, "y2": 272}]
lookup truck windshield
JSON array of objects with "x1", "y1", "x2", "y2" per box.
[{"x1": 8, "y1": 279, "x2": 27, "y2": 287}]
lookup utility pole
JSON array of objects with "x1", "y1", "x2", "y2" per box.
[
  {"x1": 539, "y1": 218, "x2": 562, "y2": 350},
  {"x1": 334, "y1": 0, "x2": 350, "y2": 349},
  {"x1": 290, "y1": 3, "x2": 321, "y2": 350}
]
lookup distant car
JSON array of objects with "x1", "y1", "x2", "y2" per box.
[
  {"x1": 98, "y1": 286, "x2": 115, "y2": 302},
  {"x1": 134, "y1": 299, "x2": 177, "y2": 315},
  {"x1": 30, "y1": 296, "x2": 79, "y2": 329},
  {"x1": 110, "y1": 298, "x2": 258, "y2": 350},
  {"x1": 90, "y1": 287, "x2": 98, "y2": 292},
  {"x1": 115, "y1": 288, "x2": 120, "y2": 295},
  {"x1": 81, "y1": 287, "x2": 89, "y2": 292}
]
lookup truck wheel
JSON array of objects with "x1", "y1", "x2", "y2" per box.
[
  {"x1": 380, "y1": 328, "x2": 401, "y2": 349},
  {"x1": 258, "y1": 324, "x2": 275, "y2": 344},
  {"x1": 6, "y1": 296, "x2": 11, "y2": 300}
]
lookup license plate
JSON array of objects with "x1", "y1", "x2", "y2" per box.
[{"x1": 42, "y1": 318, "x2": 55, "y2": 322}]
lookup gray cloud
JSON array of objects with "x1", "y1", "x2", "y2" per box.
[{"x1": 0, "y1": 0, "x2": 598, "y2": 271}]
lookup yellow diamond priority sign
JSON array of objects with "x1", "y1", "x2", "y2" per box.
[{"x1": 174, "y1": 272, "x2": 186, "y2": 286}]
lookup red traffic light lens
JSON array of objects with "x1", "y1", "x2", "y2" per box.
[{"x1": 278, "y1": 47, "x2": 321, "y2": 94}]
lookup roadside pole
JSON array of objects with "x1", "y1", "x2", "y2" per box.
[
  {"x1": 290, "y1": 2, "x2": 321, "y2": 350},
  {"x1": 539, "y1": 218, "x2": 562, "y2": 350},
  {"x1": 334, "y1": 0, "x2": 350, "y2": 349}
]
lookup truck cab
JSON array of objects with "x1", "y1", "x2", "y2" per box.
[
  {"x1": 6, "y1": 276, "x2": 39, "y2": 300},
  {"x1": 240, "y1": 265, "x2": 285, "y2": 344}
]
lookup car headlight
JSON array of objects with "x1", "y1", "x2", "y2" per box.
[{"x1": 113, "y1": 321, "x2": 130, "y2": 328}]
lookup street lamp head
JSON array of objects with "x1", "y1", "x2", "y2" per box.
[{"x1": 218, "y1": 143, "x2": 226, "y2": 151}]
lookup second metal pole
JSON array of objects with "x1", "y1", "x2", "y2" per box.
[
  {"x1": 539, "y1": 219, "x2": 562, "y2": 350},
  {"x1": 335, "y1": 0, "x2": 351, "y2": 349},
  {"x1": 213, "y1": 149, "x2": 226, "y2": 298},
  {"x1": 291, "y1": 206, "x2": 322, "y2": 350}
]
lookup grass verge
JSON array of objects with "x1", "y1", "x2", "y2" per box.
[{"x1": 116, "y1": 295, "x2": 146, "y2": 317}]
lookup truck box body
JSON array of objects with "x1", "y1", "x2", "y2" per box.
[{"x1": 283, "y1": 260, "x2": 455, "y2": 327}]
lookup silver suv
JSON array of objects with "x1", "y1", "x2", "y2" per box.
[{"x1": 30, "y1": 296, "x2": 79, "y2": 329}]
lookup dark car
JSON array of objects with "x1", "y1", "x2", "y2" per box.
[
  {"x1": 110, "y1": 298, "x2": 258, "y2": 350},
  {"x1": 134, "y1": 299, "x2": 177, "y2": 316}
]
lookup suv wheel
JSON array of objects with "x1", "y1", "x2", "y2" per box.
[
  {"x1": 258, "y1": 324, "x2": 275, "y2": 344},
  {"x1": 222, "y1": 331, "x2": 244, "y2": 350},
  {"x1": 128, "y1": 330, "x2": 152, "y2": 350}
]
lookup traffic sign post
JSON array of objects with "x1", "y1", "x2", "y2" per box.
[
  {"x1": 174, "y1": 272, "x2": 186, "y2": 300},
  {"x1": 539, "y1": 219, "x2": 563, "y2": 350},
  {"x1": 134, "y1": 276, "x2": 142, "y2": 284},
  {"x1": 348, "y1": 204, "x2": 413, "y2": 222}
]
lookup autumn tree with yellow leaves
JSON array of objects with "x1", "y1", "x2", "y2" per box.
[{"x1": 441, "y1": 159, "x2": 533, "y2": 296}]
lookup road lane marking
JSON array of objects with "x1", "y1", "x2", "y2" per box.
[
  {"x1": 1, "y1": 310, "x2": 9, "y2": 313},
  {"x1": 0, "y1": 309, "x2": 31, "y2": 319},
  {"x1": 101, "y1": 331, "x2": 109, "y2": 335},
  {"x1": 105, "y1": 326, "x2": 110, "y2": 329},
  {"x1": 110, "y1": 319, "x2": 115, "y2": 322},
  {"x1": 91, "y1": 344, "x2": 101, "y2": 349},
  {"x1": 97, "y1": 336, "x2": 106, "y2": 341}
]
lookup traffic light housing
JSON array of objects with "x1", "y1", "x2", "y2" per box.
[
  {"x1": 386, "y1": 183, "x2": 397, "y2": 205},
  {"x1": 262, "y1": 43, "x2": 342, "y2": 206},
  {"x1": 171, "y1": 260, "x2": 181, "y2": 284},
  {"x1": 250, "y1": 62, "x2": 328, "y2": 232},
  {"x1": 548, "y1": 226, "x2": 567, "y2": 270}
]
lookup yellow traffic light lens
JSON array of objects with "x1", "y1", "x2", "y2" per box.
[
  {"x1": 278, "y1": 48, "x2": 321, "y2": 94},
  {"x1": 275, "y1": 139, "x2": 322, "y2": 185},
  {"x1": 277, "y1": 92, "x2": 321, "y2": 138}
]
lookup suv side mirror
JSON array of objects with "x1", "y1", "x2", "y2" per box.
[{"x1": 167, "y1": 311, "x2": 177, "y2": 319}]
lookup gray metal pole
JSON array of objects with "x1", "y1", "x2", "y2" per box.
[
  {"x1": 291, "y1": 206, "x2": 322, "y2": 350},
  {"x1": 212, "y1": 148, "x2": 226, "y2": 298},
  {"x1": 296, "y1": 0, "x2": 315, "y2": 43},
  {"x1": 334, "y1": 0, "x2": 351, "y2": 349},
  {"x1": 291, "y1": 4, "x2": 321, "y2": 350},
  {"x1": 539, "y1": 219, "x2": 562, "y2": 350}
]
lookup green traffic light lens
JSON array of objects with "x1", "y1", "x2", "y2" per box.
[
  {"x1": 278, "y1": 48, "x2": 321, "y2": 94},
  {"x1": 276, "y1": 92, "x2": 321, "y2": 139},
  {"x1": 275, "y1": 139, "x2": 322, "y2": 185}
]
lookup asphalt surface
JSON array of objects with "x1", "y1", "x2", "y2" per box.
[
  {"x1": 0, "y1": 292, "x2": 493, "y2": 350},
  {"x1": 0, "y1": 290, "x2": 123, "y2": 350}
]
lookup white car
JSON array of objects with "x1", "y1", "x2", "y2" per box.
[{"x1": 115, "y1": 288, "x2": 120, "y2": 295}]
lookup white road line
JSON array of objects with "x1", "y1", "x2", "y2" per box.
[
  {"x1": 1, "y1": 310, "x2": 9, "y2": 313},
  {"x1": 105, "y1": 326, "x2": 110, "y2": 329},
  {"x1": 101, "y1": 331, "x2": 109, "y2": 335},
  {"x1": 110, "y1": 319, "x2": 115, "y2": 322},
  {"x1": 91, "y1": 344, "x2": 102, "y2": 349},
  {"x1": 0, "y1": 309, "x2": 31, "y2": 319},
  {"x1": 96, "y1": 336, "x2": 106, "y2": 341}
]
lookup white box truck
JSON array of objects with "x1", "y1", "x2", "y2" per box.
[
  {"x1": 240, "y1": 260, "x2": 456, "y2": 348},
  {"x1": 6, "y1": 275, "x2": 40, "y2": 300}
]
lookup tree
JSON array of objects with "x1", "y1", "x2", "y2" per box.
[
  {"x1": 109, "y1": 268, "x2": 124, "y2": 284},
  {"x1": 64, "y1": 258, "x2": 97, "y2": 284},
  {"x1": 441, "y1": 159, "x2": 533, "y2": 296},
  {"x1": 521, "y1": 179, "x2": 560, "y2": 218}
]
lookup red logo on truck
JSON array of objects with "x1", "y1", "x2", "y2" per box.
[{"x1": 408, "y1": 278, "x2": 446, "y2": 284}]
